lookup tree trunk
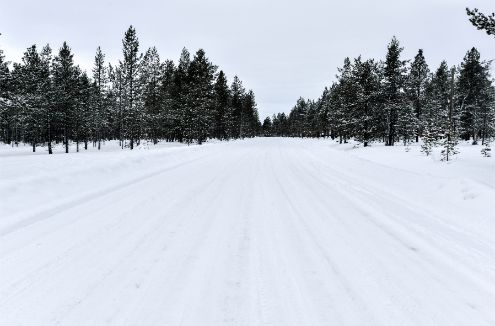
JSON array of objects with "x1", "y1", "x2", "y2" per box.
[
  {"x1": 64, "y1": 127, "x2": 69, "y2": 153},
  {"x1": 47, "y1": 120, "x2": 53, "y2": 155}
]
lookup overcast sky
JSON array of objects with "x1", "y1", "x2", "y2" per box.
[{"x1": 1, "y1": 0, "x2": 495, "y2": 118}]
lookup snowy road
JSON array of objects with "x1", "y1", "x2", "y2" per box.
[{"x1": 1, "y1": 138, "x2": 495, "y2": 325}]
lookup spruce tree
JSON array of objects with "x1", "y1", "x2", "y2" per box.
[
  {"x1": 0, "y1": 27, "x2": 261, "y2": 150},
  {"x1": 230, "y1": 76, "x2": 245, "y2": 139},
  {"x1": 318, "y1": 87, "x2": 331, "y2": 138},
  {"x1": 289, "y1": 97, "x2": 309, "y2": 137},
  {"x1": 422, "y1": 61, "x2": 450, "y2": 156},
  {"x1": 186, "y1": 49, "x2": 216, "y2": 144},
  {"x1": 407, "y1": 49, "x2": 429, "y2": 142},
  {"x1": 334, "y1": 58, "x2": 356, "y2": 143},
  {"x1": 53, "y1": 42, "x2": 78, "y2": 153},
  {"x1": 351, "y1": 58, "x2": 381, "y2": 147},
  {"x1": 12, "y1": 45, "x2": 44, "y2": 152},
  {"x1": 159, "y1": 59, "x2": 175, "y2": 141},
  {"x1": 74, "y1": 69, "x2": 92, "y2": 152},
  {"x1": 0, "y1": 45, "x2": 11, "y2": 144},
  {"x1": 0, "y1": 45, "x2": 9, "y2": 97},
  {"x1": 478, "y1": 83, "x2": 495, "y2": 147},
  {"x1": 262, "y1": 116, "x2": 272, "y2": 136},
  {"x1": 241, "y1": 90, "x2": 259, "y2": 137},
  {"x1": 382, "y1": 37, "x2": 408, "y2": 146},
  {"x1": 121, "y1": 26, "x2": 142, "y2": 149},
  {"x1": 39, "y1": 44, "x2": 54, "y2": 154},
  {"x1": 467, "y1": 8, "x2": 495, "y2": 36},
  {"x1": 92, "y1": 46, "x2": 107, "y2": 149},
  {"x1": 213, "y1": 70, "x2": 231, "y2": 140},
  {"x1": 141, "y1": 47, "x2": 162, "y2": 144},
  {"x1": 441, "y1": 68, "x2": 460, "y2": 161},
  {"x1": 172, "y1": 48, "x2": 191, "y2": 143},
  {"x1": 457, "y1": 48, "x2": 491, "y2": 144}
]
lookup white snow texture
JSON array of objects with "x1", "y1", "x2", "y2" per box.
[{"x1": 1, "y1": 138, "x2": 495, "y2": 326}]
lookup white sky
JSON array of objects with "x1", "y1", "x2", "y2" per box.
[{"x1": 1, "y1": 0, "x2": 495, "y2": 118}]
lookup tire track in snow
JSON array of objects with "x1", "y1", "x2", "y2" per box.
[{"x1": 0, "y1": 153, "x2": 211, "y2": 237}]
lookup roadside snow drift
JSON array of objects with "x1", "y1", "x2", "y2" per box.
[{"x1": 1, "y1": 138, "x2": 495, "y2": 326}]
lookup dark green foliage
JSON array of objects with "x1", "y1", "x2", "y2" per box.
[
  {"x1": 467, "y1": 8, "x2": 495, "y2": 36},
  {"x1": 457, "y1": 48, "x2": 492, "y2": 144},
  {"x1": 0, "y1": 27, "x2": 260, "y2": 153},
  {"x1": 274, "y1": 37, "x2": 495, "y2": 158},
  {"x1": 382, "y1": 37, "x2": 408, "y2": 146},
  {"x1": 262, "y1": 116, "x2": 272, "y2": 136},
  {"x1": 212, "y1": 70, "x2": 230, "y2": 140},
  {"x1": 407, "y1": 49, "x2": 429, "y2": 142},
  {"x1": 91, "y1": 46, "x2": 108, "y2": 149},
  {"x1": 52, "y1": 42, "x2": 78, "y2": 153}
]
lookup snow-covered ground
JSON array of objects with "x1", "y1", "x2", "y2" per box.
[{"x1": 1, "y1": 138, "x2": 494, "y2": 326}]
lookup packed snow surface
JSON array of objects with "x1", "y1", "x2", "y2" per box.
[{"x1": 1, "y1": 138, "x2": 495, "y2": 326}]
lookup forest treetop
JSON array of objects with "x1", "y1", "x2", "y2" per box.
[{"x1": 0, "y1": 26, "x2": 262, "y2": 153}]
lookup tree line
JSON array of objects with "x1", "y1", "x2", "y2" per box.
[
  {"x1": 0, "y1": 26, "x2": 261, "y2": 153},
  {"x1": 262, "y1": 37, "x2": 495, "y2": 160},
  {"x1": 260, "y1": 8, "x2": 495, "y2": 160}
]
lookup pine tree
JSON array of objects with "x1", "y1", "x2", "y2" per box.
[
  {"x1": 241, "y1": 90, "x2": 259, "y2": 137},
  {"x1": 73, "y1": 69, "x2": 92, "y2": 152},
  {"x1": 0, "y1": 45, "x2": 12, "y2": 144},
  {"x1": 466, "y1": 8, "x2": 495, "y2": 36},
  {"x1": 0, "y1": 28, "x2": 260, "y2": 150},
  {"x1": 92, "y1": 46, "x2": 108, "y2": 150},
  {"x1": 213, "y1": 70, "x2": 231, "y2": 140},
  {"x1": 441, "y1": 68, "x2": 460, "y2": 161},
  {"x1": 108, "y1": 62, "x2": 126, "y2": 148},
  {"x1": 186, "y1": 49, "x2": 216, "y2": 144},
  {"x1": 457, "y1": 48, "x2": 491, "y2": 144},
  {"x1": 334, "y1": 58, "x2": 356, "y2": 143},
  {"x1": 0, "y1": 45, "x2": 9, "y2": 97},
  {"x1": 159, "y1": 59, "x2": 175, "y2": 141},
  {"x1": 407, "y1": 49, "x2": 429, "y2": 142},
  {"x1": 351, "y1": 58, "x2": 381, "y2": 147},
  {"x1": 422, "y1": 61, "x2": 450, "y2": 156},
  {"x1": 12, "y1": 45, "x2": 45, "y2": 152},
  {"x1": 53, "y1": 42, "x2": 78, "y2": 153},
  {"x1": 172, "y1": 48, "x2": 191, "y2": 143},
  {"x1": 230, "y1": 76, "x2": 245, "y2": 139},
  {"x1": 289, "y1": 97, "x2": 309, "y2": 137},
  {"x1": 397, "y1": 103, "x2": 417, "y2": 149},
  {"x1": 141, "y1": 47, "x2": 162, "y2": 144},
  {"x1": 39, "y1": 44, "x2": 54, "y2": 154},
  {"x1": 121, "y1": 26, "x2": 142, "y2": 149},
  {"x1": 262, "y1": 116, "x2": 272, "y2": 136},
  {"x1": 318, "y1": 88, "x2": 331, "y2": 138},
  {"x1": 479, "y1": 83, "x2": 495, "y2": 147},
  {"x1": 382, "y1": 37, "x2": 408, "y2": 146}
]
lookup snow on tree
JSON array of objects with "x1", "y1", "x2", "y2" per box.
[
  {"x1": 213, "y1": 70, "x2": 231, "y2": 140},
  {"x1": 382, "y1": 37, "x2": 408, "y2": 146},
  {"x1": 52, "y1": 42, "x2": 78, "y2": 154},
  {"x1": 351, "y1": 57, "x2": 381, "y2": 147},
  {"x1": 441, "y1": 68, "x2": 460, "y2": 162},
  {"x1": 457, "y1": 48, "x2": 491, "y2": 145},
  {"x1": 92, "y1": 46, "x2": 108, "y2": 150},
  {"x1": 466, "y1": 8, "x2": 495, "y2": 36},
  {"x1": 407, "y1": 49, "x2": 429, "y2": 142}
]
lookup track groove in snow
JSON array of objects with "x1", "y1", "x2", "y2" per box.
[{"x1": 1, "y1": 138, "x2": 495, "y2": 325}]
